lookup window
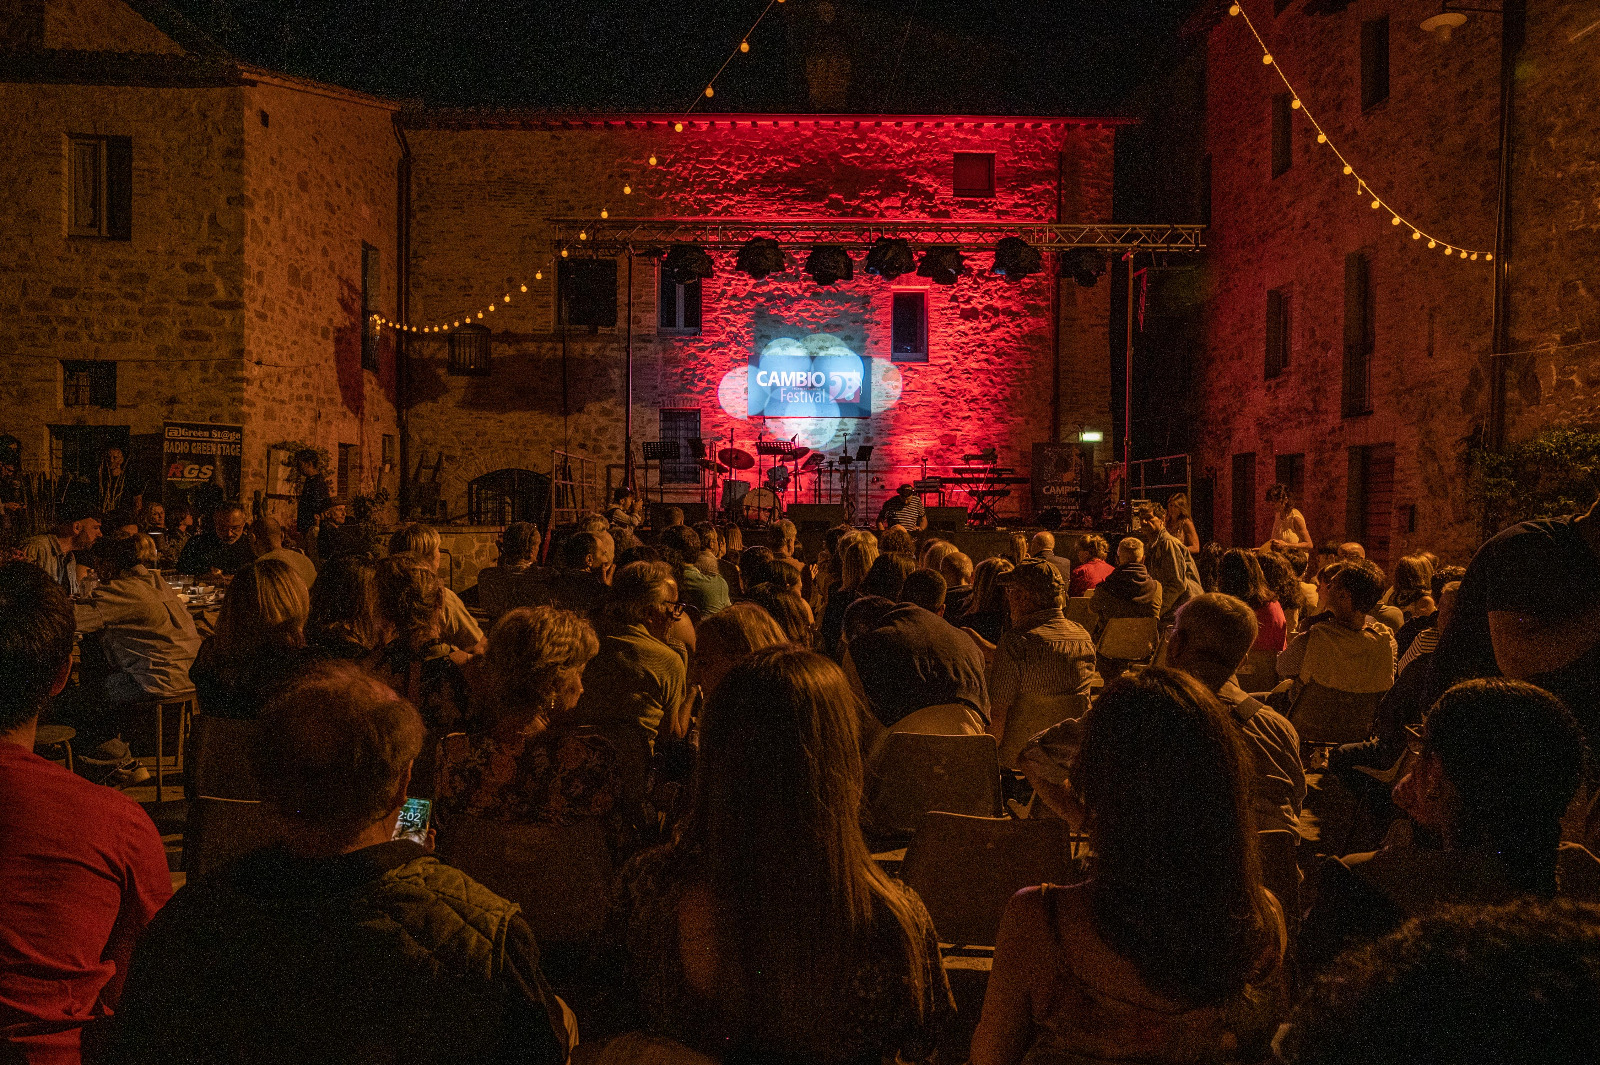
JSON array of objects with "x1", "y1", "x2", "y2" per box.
[
  {"x1": 1199, "y1": 153, "x2": 1212, "y2": 225},
  {"x1": 558, "y1": 258, "x2": 618, "y2": 329},
  {"x1": 337, "y1": 443, "x2": 356, "y2": 499},
  {"x1": 952, "y1": 152, "x2": 995, "y2": 198},
  {"x1": 67, "y1": 134, "x2": 131, "y2": 239},
  {"x1": 1232, "y1": 451, "x2": 1257, "y2": 548},
  {"x1": 658, "y1": 409, "x2": 701, "y2": 484},
  {"x1": 1346, "y1": 443, "x2": 1395, "y2": 568},
  {"x1": 1361, "y1": 17, "x2": 1390, "y2": 111},
  {"x1": 891, "y1": 291, "x2": 928, "y2": 362},
  {"x1": 1273, "y1": 0, "x2": 1293, "y2": 13},
  {"x1": 1270, "y1": 93, "x2": 1293, "y2": 178},
  {"x1": 658, "y1": 271, "x2": 702, "y2": 333},
  {"x1": 62, "y1": 360, "x2": 116, "y2": 409},
  {"x1": 1274, "y1": 453, "x2": 1305, "y2": 508},
  {"x1": 1265, "y1": 288, "x2": 1291, "y2": 378},
  {"x1": 382, "y1": 434, "x2": 396, "y2": 469},
  {"x1": 1343, "y1": 251, "x2": 1375, "y2": 416},
  {"x1": 361, "y1": 242, "x2": 380, "y2": 371},
  {"x1": 447, "y1": 325, "x2": 491, "y2": 375}
]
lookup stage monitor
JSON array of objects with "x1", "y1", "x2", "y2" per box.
[{"x1": 748, "y1": 335, "x2": 870, "y2": 419}]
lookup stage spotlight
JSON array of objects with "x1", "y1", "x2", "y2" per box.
[
  {"x1": 864, "y1": 237, "x2": 915, "y2": 280},
  {"x1": 663, "y1": 243, "x2": 715, "y2": 285},
  {"x1": 735, "y1": 237, "x2": 786, "y2": 279},
  {"x1": 804, "y1": 245, "x2": 854, "y2": 286},
  {"x1": 990, "y1": 236, "x2": 1042, "y2": 281},
  {"x1": 1059, "y1": 248, "x2": 1108, "y2": 287},
  {"x1": 916, "y1": 245, "x2": 967, "y2": 285}
]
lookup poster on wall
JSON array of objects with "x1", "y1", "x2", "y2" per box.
[
  {"x1": 1032, "y1": 442, "x2": 1090, "y2": 514},
  {"x1": 162, "y1": 422, "x2": 243, "y2": 512},
  {"x1": 747, "y1": 334, "x2": 871, "y2": 419}
]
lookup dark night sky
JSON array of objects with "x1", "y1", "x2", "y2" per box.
[{"x1": 166, "y1": 0, "x2": 1196, "y2": 114}]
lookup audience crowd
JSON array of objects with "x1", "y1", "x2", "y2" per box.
[{"x1": 2, "y1": 479, "x2": 1598, "y2": 1064}]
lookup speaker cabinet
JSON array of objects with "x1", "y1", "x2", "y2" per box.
[{"x1": 927, "y1": 506, "x2": 968, "y2": 531}]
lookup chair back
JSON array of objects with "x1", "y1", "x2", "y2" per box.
[
  {"x1": 1234, "y1": 650, "x2": 1280, "y2": 696},
  {"x1": 996, "y1": 691, "x2": 1090, "y2": 771},
  {"x1": 1288, "y1": 682, "x2": 1381, "y2": 745},
  {"x1": 183, "y1": 797, "x2": 283, "y2": 879},
  {"x1": 865, "y1": 702, "x2": 986, "y2": 769},
  {"x1": 901, "y1": 812, "x2": 1074, "y2": 948},
  {"x1": 434, "y1": 816, "x2": 614, "y2": 943},
  {"x1": 187, "y1": 715, "x2": 263, "y2": 800},
  {"x1": 1064, "y1": 597, "x2": 1097, "y2": 630},
  {"x1": 1097, "y1": 617, "x2": 1159, "y2": 661},
  {"x1": 865, "y1": 733, "x2": 1002, "y2": 841}
]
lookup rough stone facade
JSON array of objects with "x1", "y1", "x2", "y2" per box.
[{"x1": 400, "y1": 115, "x2": 1116, "y2": 522}]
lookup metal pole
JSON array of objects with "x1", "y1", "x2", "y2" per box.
[
  {"x1": 625, "y1": 249, "x2": 635, "y2": 489},
  {"x1": 1487, "y1": 0, "x2": 1524, "y2": 456},
  {"x1": 1124, "y1": 252, "x2": 1135, "y2": 500}
]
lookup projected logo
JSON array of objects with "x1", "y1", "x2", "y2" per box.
[{"x1": 747, "y1": 335, "x2": 869, "y2": 419}]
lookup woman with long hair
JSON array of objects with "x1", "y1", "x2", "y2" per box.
[
  {"x1": 1001, "y1": 532, "x2": 1029, "y2": 567},
  {"x1": 305, "y1": 555, "x2": 380, "y2": 660},
  {"x1": 1300, "y1": 678, "x2": 1588, "y2": 974},
  {"x1": 1255, "y1": 550, "x2": 1309, "y2": 635},
  {"x1": 1218, "y1": 548, "x2": 1287, "y2": 654},
  {"x1": 747, "y1": 586, "x2": 815, "y2": 649},
  {"x1": 611, "y1": 647, "x2": 953, "y2": 1062},
  {"x1": 821, "y1": 534, "x2": 879, "y2": 658},
  {"x1": 959, "y1": 556, "x2": 1014, "y2": 643},
  {"x1": 1264, "y1": 483, "x2": 1312, "y2": 556},
  {"x1": 973, "y1": 668, "x2": 1286, "y2": 1064},
  {"x1": 369, "y1": 553, "x2": 471, "y2": 733},
  {"x1": 1167, "y1": 492, "x2": 1201, "y2": 555},
  {"x1": 191, "y1": 557, "x2": 311, "y2": 719}
]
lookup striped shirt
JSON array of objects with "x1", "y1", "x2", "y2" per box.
[{"x1": 878, "y1": 494, "x2": 925, "y2": 529}]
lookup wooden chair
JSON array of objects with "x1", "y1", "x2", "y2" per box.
[
  {"x1": 865, "y1": 702, "x2": 987, "y2": 771},
  {"x1": 996, "y1": 691, "x2": 1090, "y2": 771},
  {"x1": 865, "y1": 733, "x2": 1003, "y2": 843},
  {"x1": 1064, "y1": 597, "x2": 1098, "y2": 630},
  {"x1": 1096, "y1": 617, "x2": 1159, "y2": 663},
  {"x1": 128, "y1": 687, "x2": 198, "y2": 803},
  {"x1": 1288, "y1": 682, "x2": 1383, "y2": 746},
  {"x1": 901, "y1": 812, "x2": 1075, "y2": 950},
  {"x1": 182, "y1": 715, "x2": 282, "y2": 877},
  {"x1": 434, "y1": 816, "x2": 614, "y2": 944}
]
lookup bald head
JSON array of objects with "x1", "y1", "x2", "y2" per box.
[
  {"x1": 1030, "y1": 531, "x2": 1055, "y2": 556},
  {"x1": 1168, "y1": 593, "x2": 1259, "y2": 691},
  {"x1": 252, "y1": 515, "x2": 285, "y2": 550}
]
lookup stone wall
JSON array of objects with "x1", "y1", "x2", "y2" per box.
[{"x1": 400, "y1": 115, "x2": 1116, "y2": 522}]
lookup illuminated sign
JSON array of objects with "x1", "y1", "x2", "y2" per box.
[
  {"x1": 1079, "y1": 430, "x2": 1104, "y2": 443},
  {"x1": 747, "y1": 335, "x2": 870, "y2": 419}
]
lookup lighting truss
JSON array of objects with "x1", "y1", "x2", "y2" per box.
[{"x1": 551, "y1": 218, "x2": 1205, "y2": 253}]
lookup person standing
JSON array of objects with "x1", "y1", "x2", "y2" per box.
[
  {"x1": 1167, "y1": 491, "x2": 1202, "y2": 555},
  {"x1": 293, "y1": 449, "x2": 334, "y2": 537},
  {"x1": 1134, "y1": 501, "x2": 1203, "y2": 622},
  {"x1": 97, "y1": 447, "x2": 143, "y2": 529}
]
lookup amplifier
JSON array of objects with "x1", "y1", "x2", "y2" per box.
[
  {"x1": 926, "y1": 506, "x2": 968, "y2": 531},
  {"x1": 786, "y1": 504, "x2": 848, "y2": 527}
]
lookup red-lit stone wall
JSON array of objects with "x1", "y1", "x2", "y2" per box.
[{"x1": 400, "y1": 115, "x2": 1115, "y2": 520}]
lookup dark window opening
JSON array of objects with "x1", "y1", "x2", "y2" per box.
[
  {"x1": 953, "y1": 152, "x2": 995, "y2": 198},
  {"x1": 1361, "y1": 17, "x2": 1390, "y2": 111},
  {"x1": 1232, "y1": 451, "x2": 1257, "y2": 548},
  {"x1": 1274, "y1": 453, "x2": 1305, "y2": 508},
  {"x1": 1265, "y1": 287, "x2": 1291, "y2": 379},
  {"x1": 468, "y1": 468, "x2": 552, "y2": 527},
  {"x1": 658, "y1": 271, "x2": 702, "y2": 333},
  {"x1": 1271, "y1": 93, "x2": 1293, "y2": 178},
  {"x1": 1274, "y1": 0, "x2": 1293, "y2": 13},
  {"x1": 658, "y1": 409, "x2": 701, "y2": 484},
  {"x1": 1199, "y1": 153, "x2": 1213, "y2": 226},
  {"x1": 558, "y1": 258, "x2": 619, "y2": 329},
  {"x1": 67, "y1": 134, "x2": 131, "y2": 240},
  {"x1": 1347, "y1": 443, "x2": 1395, "y2": 569},
  {"x1": 447, "y1": 325, "x2": 491, "y2": 375},
  {"x1": 361, "y1": 242, "x2": 380, "y2": 371},
  {"x1": 62, "y1": 360, "x2": 116, "y2": 409},
  {"x1": 891, "y1": 291, "x2": 928, "y2": 362},
  {"x1": 1342, "y1": 251, "x2": 1374, "y2": 416}
]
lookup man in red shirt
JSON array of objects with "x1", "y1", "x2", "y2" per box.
[{"x1": 0, "y1": 562, "x2": 172, "y2": 1063}]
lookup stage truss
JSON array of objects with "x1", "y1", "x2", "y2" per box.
[{"x1": 550, "y1": 218, "x2": 1205, "y2": 253}]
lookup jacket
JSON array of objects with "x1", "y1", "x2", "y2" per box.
[
  {"x1": 1090, "y1": 561, "x2": 1162, "y2": 623},
  {"x1": 74, "y1": 566, "x2": 202, "y2": 696}
]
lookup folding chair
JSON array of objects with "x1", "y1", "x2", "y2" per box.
[
  {"x1": 1288, "y1": 682, "x2": 1383, "y2": 746},
  {"x1": 996, "y1": 691, "x2": 1090, "y2": 771},
  {"x1": 865, "y1": 702, "x2": 987, "y2": 771},
  {"x1": 182, "y1": 715, "x2": 282, "y2": 877},
  {"x1": 865, "y1": 733, "x2": 1003, "y2": 844},
  {"x1": 1234, "y1": 650, "x2": 1280, "y2": 696},
  {"x1": 435, "y1": 817, "x2": 614, "y2": 943},
  {"x1": 1063, "y1": 597, "x2": 1098, "y2": 630},
  {"x1": 1096, "y1": 617, "x2": 1159, "y2": 663}
]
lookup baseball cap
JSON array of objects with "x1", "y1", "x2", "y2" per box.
[{"x1": 998, "y1": 556, "x2": 1064, "y2": 596}]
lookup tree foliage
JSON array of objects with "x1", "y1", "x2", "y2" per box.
[{"x1": 1468, "y1": 426, "x2": 1600, "y2": 530}]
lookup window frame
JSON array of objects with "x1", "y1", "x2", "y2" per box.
[
  {"x1": 1270, "y1": 93, "x2": 1293, "y2": 178},
  {"x1": 1231, "y1": 451, "x2": 1258, "y2": 548},
  {"x1": 66, "y1": 134, "x2": 131, "y2": 240},
  {"x1": 1265, "y1": 287, "x2": 1291, "y2": 379},
  {"x1": 361, "y1": 242, "x2": 380, "y2": 372},
  {"x1": 1361, "y1": 17, "x2": 1391, "y2": 112},
  {"x1": 657, "y1": 408, "x2": 702, "y2": 485},
  {"x1": 558, "y1": 257, "x2": 620, "y2": 330},
  {"x1": 1342, "y1": 251, "x2": 1375, "y2": 417},
  {"x1": 61, "y1": 359, "x2": 117, "y2": 410},
  {"x1": 952, "y1": 152, "x2": 996, "y2": 198},
  {"x1": 447, "y1": 324, "x2": 492, "y2": 376},
  {"x1": 658, "y1": 268, "x2": 703, "y2": 335},
  {"x1": 890, "y1": 290, "x2": 929, "y2": 363}
]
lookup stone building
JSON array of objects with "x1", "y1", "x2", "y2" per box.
[
  {"x1": 1169, "y1": 0, "x2": 1600, "y2": 566},
  {"x1": 2, "y1": 0, "x2": 1124, "y2": 533}
]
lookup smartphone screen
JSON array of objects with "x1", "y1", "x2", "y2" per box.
[{"x1": 393, "y1": 798, "x2": 431, "y2": 844}]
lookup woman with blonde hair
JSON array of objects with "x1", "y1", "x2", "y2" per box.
[
  {"x1": 437, "y1": 605, "x2": 621, "y2": 827},
  {"x1": 689, "y1": 601, "x2": 788, "y2": 709},
  {"x1": 958, "y1": 555, "x2": 1014, "y2": 643},
  {"x1": 1167, "y1": 492, "x2": 1201, "y2": 554},
  {"x1": 1001, "y1": 531, "x2": 1029, "y2": 567},
  {"x1": 822, "y1": 534, "x2": 880, "y2": 658},
  {"x1": 369, "y1": 553, "x2": 471, "y2": 733},
  {"x1": 610, "y1": 647, "x2": 954, "y2": 1062},
  {"x1": 191, "y1": 557, "x2": 311, "y2": 719}
]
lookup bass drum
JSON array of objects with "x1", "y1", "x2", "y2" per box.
[
  {"x1": 742, "y1": 487, "x2": 783, "y2": 522},
  {"x1": 720, "y1": 479, "x2": 751, "y2": 521}
]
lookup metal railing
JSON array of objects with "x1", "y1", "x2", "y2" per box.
[
  {"x1": 1108, "y1": 453, "x2": 1192, "y2": 502},
  {"x1": 549, "y1": 448, "x2": 601, "y2": 526}
]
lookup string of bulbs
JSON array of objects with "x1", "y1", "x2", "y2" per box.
[
  {"x1": 1229, "y1": 2, "x2": 1489, "y2": 263},
  {"x1": 374, "y1": 0, "x2": 789, "y2": 334}
]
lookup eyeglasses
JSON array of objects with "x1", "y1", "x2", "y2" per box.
[{"x1": 665, "y1": 601, "x2": 687, "y2": 619}]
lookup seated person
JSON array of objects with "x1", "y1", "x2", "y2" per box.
[
  {"x1": 1282, "y1": 898, "x2": 1600, "y2": 1065},
  {"x1": 369, "y1": 554, "x2": 472, "y2": 734},
  {"x1": 940, "y1": 550, "x2": 975, "y2": 617},
  {"x1": 106, "y1": 661, "x2": 571, "y2": 1065},
  {"x1": 846, "y1": 595, "x2": 989, "y2": 729},
  {"x1": 19, "y1": 502, "x2": 102, "y2": 594},
  {"x1": 859, "y1": 552, "x2": 915, "y2": 601},
  {"x1": 1067, "y1": 533, "x2": 1114, "y2": 597},
  {"x1": 1028, "y1": 531, "x2": 1075, "y2": 588},
  {"x1": 876, "y1": 483, "x2": 927, "y2": 531},
  {"x1": 1300, "y1": 678, "x2": 1587, "y2": 975},
  {"x1": 899, "y1": 568, "x2": 948, "y2": 616},
  {"x1": 251, "y1": 515, "x2": 317, "y2": 590},
  {"x1": 438, "y1": 606, "x2": 619, "y2": 826},
  {"x1": 543, "y1": 531, "x2": 614, "y2": 619},
  {"x1": 985, "y1": 559, "x2": 1097, "y2": 764},
  {"x1": 973, "y1": 668, "x2": 1287, "y2": 1065},
  {"x1": 305, "y1": 556, "x2": 379, "y2": 662},
  {"x1": 603, "y1": 648, "x2": 953, "y2": 1062},
  {"x1": 1218, "y1": 548, "x2": 1287, "y2": 654},
  {"x1": 176, "y1": 503, "x2": 257, "y2": 578},
  {"x1": 189, "y1": 557, "x2": 312, "y2": 720},
  {"x1": 476, "y1": 521, "x2": 542, "y2": 623},
  {"x1": 389, "y1": 524, "x2": 484, "y2": 655},
  {"x1": 605, "y1": 486, "x2": 643, "y2": 536},
  {"x1": 657, "y1": 525, "x2": 728, "y2": 618},
  {"x1": 0, "y1": 562, "x2": 172, "y2": 1063},
  {"x1": 746, "y1": 586, "x2": 815, "y2": 649},
  {"x1": 1089, "y1": 536, "x2": 1161, "y2": 628},
  {"x1": 1276, "y1": 558, "x2": 1397, "y2": 695},
  {"x1": 956, "y1": 556, "x2": 1014, "y2": 644}
]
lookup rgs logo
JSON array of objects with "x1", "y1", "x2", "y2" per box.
[{"x1": 167, "y1": 462, "x2": 215, "y2": 480}]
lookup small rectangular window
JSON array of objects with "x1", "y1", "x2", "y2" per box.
[
  {"x1": 337, "y1": 443, "x2": 356, "y2": 499},
  {"x1": 891, "y1": 291, "x2": 928, "y2": 362},
  {"x1": 382, "y1": 434, "x2": 396, "y2": 467},
  {"x1": 1361, "y1": 17, "x2": 1390, "y2": 111},
  {"x1": 1270, "y1": 93, "x2": 1293, "y2": 178},
  {"x1": 62, "y1": 360, "x2": 116, "y2": 409},
  {"x1": 1265, "y1": 288, "x2": 1291, "y2": 379},
  {"x1": 1347, "y1": 443, "x2": 1396, "y2": 568},
  {"x1": 361, "y1": 242, "x2": 380, "y2": 371},
  {"x1": 558, "y1": 258, "x2": 619, "y2": 329},
  {"x1": 1274, "y1": 453, "x2": 1305, "y2": 508},
  {"x1": 1232, "y1": 451, "x2": 1257, "y2": 548},
  {"x1": 67, "y1": 134, "x2": 131, "y2": 239},
  {"x1": 658, "y1": 409, "x2": 701, "y2": 484},
  {"x1": 447, "y1": 325, "x2": 491, "y2": 376},
  {"x1": 658, "y1": 270, "x2": 702, "y2": 333},
  {"x1": 952, "y1": 152, "x2": 995, "y2": 198},
  {"x1": 1343, "y1": 251, "x2": 1374, "y2": 416}
]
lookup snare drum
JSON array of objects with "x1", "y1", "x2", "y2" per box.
[{"x1": 742, "y1": 487, "x2": 782, "y2": 521}]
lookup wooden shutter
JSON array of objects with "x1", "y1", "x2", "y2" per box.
[
  {"x1": 1342, "y1": 252, "x2": 1371, "y2": 415},
  {"x1": 105, "y1": 136, "x2": 132, "y2": 240}
]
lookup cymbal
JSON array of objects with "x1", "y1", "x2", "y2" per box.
[
  {"x1": 717, "y1": 448, "x2": 755, "y2": 470},
  {"x1": 697, "y1": 458, "x2": 730, "y2": 473},
  {"x1": 784, "y1": 446, "x2": 811, "y2": 463},
  {"x1": 800, "y1": 453, "x2": 823, "y2": 472}
]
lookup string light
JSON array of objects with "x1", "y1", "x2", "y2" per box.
[
  {"x1": 740, "y1": 40, "x2": 749, "y2": 52},
  {"x1": 1229, "y1": 1, "x2": 1489, "y2": 263}
]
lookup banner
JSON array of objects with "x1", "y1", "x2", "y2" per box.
[
  {"x1": 1031, "y1": 442, "x2": 1089, "y2": 514},
  {"x1": 747, "y1": 334, "x2": 870, "y2": 419},
  {"x1": 162, "y1": 422, "x2": 243, "y2": 509}
]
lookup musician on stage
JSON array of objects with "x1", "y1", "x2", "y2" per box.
[
  {"x1": 876, "y1": 484, "x2": 927, "y2": 532},
  {"x1": 606, "y1": 486, "x2": 644, "y2": 535}
]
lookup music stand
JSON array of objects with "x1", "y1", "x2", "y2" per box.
[
  {"x1": 641, "y1": 441, "x2": 679, "y2": 503},
  {"x1": 855, "y1": 446, "x2": 874, "y2": 524}
]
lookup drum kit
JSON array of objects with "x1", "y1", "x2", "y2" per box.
[{"x1": 696, "y1": 437, "x2": 827, "y2": 523}]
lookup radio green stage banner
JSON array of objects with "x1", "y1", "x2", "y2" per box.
[{"x1": 162, "y1": 422, "x2": 242, "y2": 508}]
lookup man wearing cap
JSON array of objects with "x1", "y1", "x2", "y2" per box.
[
  {"x1": 875, "y1": 484, "x2": 927, "y2": 532},
  {"x1": 19, "y1": 502, "x2": 102, "y2": 595},
  {"x1": 986, "y1": 557, "x2": 1099, "y2": 763}
]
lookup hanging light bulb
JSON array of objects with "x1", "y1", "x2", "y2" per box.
[
  {"x1": 1229, "y1": 3, "x2": 1240, "y2": 13},
  {"x1": 1391, "y1": 215, "x2": 1401, "y2": 225},
  {"x1": 1291, "y1": 98, "x2": 1301, "y2": 109},
  {"x1": 1371, "y1": 199, "x2": 1381, "y2": 209},
  {"x1": 1263, "y1": 54, "x2": 1273, "y2": 65},
  {"x1": 1412, "y1": 230, "x2": 1422, "y2": 239},
  {"x1": 519, "y1": 284, "x2": 527, "y2": 292},
  {"x1": 1343, "y1": 165, "x2": 1353, "y2": 175},
  {"x1": 1317, "y1": 133, "x2": 1327, "y2": 143},
  {"x1": 579, "y1": 230, "x2": 587, "y2": 240},
  {"x1": 705, "y1": 86, "x2": 714, "y2": 98},
  {"x1": 740, "y1": 40, "x2": 749, "y2": 52},
  {"x1": 1486, "y1": 254, "x2": 1493, "y2": 261},
  {"x1": 623, "y1": 184, "x2": 632, "y2": 194},
  {"x1": 600, "y1": 208, "x2": 608, "y2": 219},
  {"x1": 674, "y1": 122, "x2": 683, "y2": 132},
  {"x1": 1428, "y1": 240, "x2": 1437, "y2": 248},
  {"x1": 1460, "y1": 250, "x2": 1469, "y2": 258},
  {"x1": 648, "y1": 155, "x2": 657, "y2": 166},
  {"x1": 503, "y1": 294, "x2": 511, "y2": 302},
  {"x1": 536, "y1": 270, "x2": 543, "y2": 280},
  {"x1": 1470, "y1": 252, "x2": 1479, "y2": 260},
  {"x1": 488, "y1": 304, "x2": 495, "y2": 312},
  {"x1": 477, "y1": 311, "x2": 484, "y2": 318}
]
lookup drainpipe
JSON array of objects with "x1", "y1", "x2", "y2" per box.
[{"x1": 392, "y1": 115, "x2": 412, "y2": 520}]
